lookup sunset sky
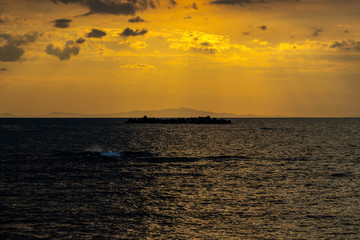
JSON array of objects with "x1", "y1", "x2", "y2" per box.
[{"x1": 0, "y1": 0, "x2": 359, "y2": 117}]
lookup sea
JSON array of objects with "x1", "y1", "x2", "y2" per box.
[{"x1": 0, "y1": 118, "x2": 359, "y2": 239}]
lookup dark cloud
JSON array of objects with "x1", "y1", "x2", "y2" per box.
[
  {"x1": 192, "y1": 3, "x2": 198, "y2": 9},
  {"x1": 120, "y1": 28, "x2": 148, "y2": 37},
  {"x1": 170, "y1": 0, "x2": 177, "y2": 5},
  {"x1": 0, "y1": 32, "x2": 39, "y2": 62},
  {"x1": 0, "y1": 18, "x2": 5, "y2": 24},
  {"x1": 51, "y1": 0, "x2": 157, "y2": 16},
  {"x1": 311, "y1": 27, "x2": 322, "y2": 37},
  {"x1": 330, "y1": 40, "x2": 360, "y2": 52},
  {"x1": 52, "y1": 18, "x2": 72, "y2": 28},
  {"x1": 76, "y1": 37, "x2": 86, "y2": 44},
  {"x1": 201, "y1": 42, "x2": 211, "y2": 47},
  {"x1": 0, "y1": 45, "x2": 24, "y2": 62},
  {"x1": 0, "y1": 32, "x2": 38, "y2": 46},
  {"x1": 45, "y1": 40, "x2": 81, "y2": 60},
  {"x1": 344, "y1": 29, "x2": 349, "y2": 34},
  {"x1": 183, "y1": 16, "x2": 192, "y2": 19},
  {"x1": 243, "y1": 31, "x2": 250, "y2": 35},
  {"x1": 257, "y1": 25, "x2": 267, "y2": 30},
  {"x1": 86, "y1": 29, "x2": 106, "y2": 38},
  {"x1": 1, "y1": 67, "x2": 8, "y2": 71},
  {"x1": 128, "y1": 16, "x2": 145, "y2": 23},
  {"x1": 149, "y1": 1, "x2": 156, "y2": 8}
]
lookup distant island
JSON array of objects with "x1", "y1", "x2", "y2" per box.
[{"x1": 126, "y1": 116, "x2": 232, "y2": 124}]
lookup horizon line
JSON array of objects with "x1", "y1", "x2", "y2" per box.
[{"x1": 0, "y1": 107, "x2": 359, "y2": 118}]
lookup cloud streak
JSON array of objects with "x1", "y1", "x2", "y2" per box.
[
  {"x1": 120, "y1": 63, "x2": 154, "y2": 69},
  {"x1": 210, "y1": 0, "x2": 263, "y2": 5},
  {"x1": 210, "y1": 0, "x2": 301, "y2": 6},
  {"x1": 311, "y1": 27, "x2": 323, "y2": 37}
]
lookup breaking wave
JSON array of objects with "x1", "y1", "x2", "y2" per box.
[
  {"x1": 86, "y1": 146, "x2": 124, "y2": 158},
  {"x1": 85, "y1": 146, "x2": 152, "y2": 159}
]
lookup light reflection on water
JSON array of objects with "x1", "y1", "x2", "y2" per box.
[{"x1": 0, "y1": 118, "x2": 359, "y2": 239}]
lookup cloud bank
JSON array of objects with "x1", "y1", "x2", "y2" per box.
[
  {"x1": 330, "y1": 39, "x2": 360, "y2": 52},
  {"x1": 211, "y1": 0, "x2": 263, "y2": 5},
  {"x1": 51, "y1": 0, "x2": 157, "y2": 16}
]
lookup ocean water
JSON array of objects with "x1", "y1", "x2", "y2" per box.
[{"x1": 0, "y1": 118, "x2": 359, "y2": 239}]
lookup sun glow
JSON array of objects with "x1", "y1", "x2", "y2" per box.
[{"x1": 0, "y1": 0, "x2": 359, "y2": 116}]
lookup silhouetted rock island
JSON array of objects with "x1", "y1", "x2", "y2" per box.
[{"x1": 126, "y1": 116, "x2": 231, "y2": 124}]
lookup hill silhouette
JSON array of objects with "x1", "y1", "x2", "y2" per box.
[{"x1": 0, "y1": 108, "x2": 240, "y2": 118}]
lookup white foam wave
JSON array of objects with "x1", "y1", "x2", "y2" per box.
[
  {"x1": 99, "y1": 151, "x2": 124, "y2": 158},
  {"x1": 86, "y1": 146, "x2": 124, "y2": 158}
]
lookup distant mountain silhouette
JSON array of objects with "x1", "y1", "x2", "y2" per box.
[
  {"x1": 109, "y1": 107, "x2": 240, "y2": 118},
  {"x1": 46, "y1": 112, "x2": 87, "y2": 117},
  {"x1": 0, "y1": 113, "x2": 15, "y2": 117},
  {"x1": 0, "y1": 108, "x2": 291, "y2": 118}
]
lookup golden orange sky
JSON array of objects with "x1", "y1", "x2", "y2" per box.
[{"x1": 0, "y1": 0, "x2": 359, "y2": 116}]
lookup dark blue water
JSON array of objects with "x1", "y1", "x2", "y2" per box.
[{"x1": 1, "y1": 118, "x2": 359, "y2": 239}]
